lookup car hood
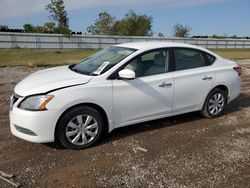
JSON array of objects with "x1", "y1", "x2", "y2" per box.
[{"x1": 15, "y1": 66, "x2": 93, "y2": 96}]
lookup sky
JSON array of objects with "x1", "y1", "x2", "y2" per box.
[{"x1": 0, "y1": 0, "x2": 249, "y2": 37}]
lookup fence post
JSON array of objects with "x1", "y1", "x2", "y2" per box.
[
  {"x1": 10, "y1": 34, "x2": 16, "y2": 48},
  {"x1": 59, "y1": 35, "x2": 63, "y2": 50},
  {"x1": 36, "y1": 35, "x2": 41, "y2": 49},
  {"x1": 98, "y1": 37, "x2": 102, "y2": 50},
  {"x1": 225, "y1": 40, "x2": 228, "y2": 49},
  {"x1": 77, "y1": 35, "x2": 81, "y2": 49}
]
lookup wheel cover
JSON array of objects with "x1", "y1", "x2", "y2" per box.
[
  {"x1": 208, "y1": 93, "x2": 225, "y2": 115},
  {"x1": 65, "y1": 114, "x2": 99, "y2": 146}
]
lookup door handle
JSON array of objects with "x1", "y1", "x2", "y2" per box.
[
  {"x1": 202, "y1": 76, "x2": 213, "y2": 80},
  {"x1": 158, "y1": 82, "x2": 172, "y2": 88}
]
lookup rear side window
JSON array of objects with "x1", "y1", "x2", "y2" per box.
[
  {"x1": 173, "y1": 48, "x2": 207, "y2": 71},
  {"x1": 204, "y1": 52, "x2": 216, "y2": 65}
]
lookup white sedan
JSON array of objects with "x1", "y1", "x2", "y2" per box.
[{"x1": 10, "y1": 42, "x2": 241, "y2": 149}]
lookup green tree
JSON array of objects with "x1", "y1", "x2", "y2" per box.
[
  {"x1": 87, "y1": 12, "x2": 116, "y2": 35},
  {"x1": 212, "y1": 34, "x2": 218, "y2": 38},
  {"x1": 46, "y1": 0, "x2": 70, "y2": 34},
  {"x1": 112, "y1": 19, "x2": 128, "y2": 35},
  {"x1": 35, "y1": 25, "x2": 45, "y2": 33},
  {"x1": 231, "y1": 35, "x2": 237, "y2": 39},
  {"x1": 211, "y1": 34, "x2": 227, "y2": 39},
  {"x1": 158, "y1": 32, "x2": 165, "y2": 37},
  {"x1": 23, "y1": 24, "x2": 47, "y2": 33},
  {"x1": 173, "y1": 24, "x2": 191, "y2": 38},
  {"x1": 87, "y1": 10, "x2": 153, "y2": 36},
  {"x1": 0, "y1": 25, "x2": 9, "y2": 31},
  {"x1": 43, "y1": 22, "x2": 56, "y2": 33},
  {"x1": 23, "y1": 24, "x2": 36, "y2": 33},
  {"x1": 113, "y1": 10, "x2": 153, "y2": 36}
]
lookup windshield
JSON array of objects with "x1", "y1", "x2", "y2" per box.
[{"x1": 70, "y1": 46, "x2": 136, "y2": 75}]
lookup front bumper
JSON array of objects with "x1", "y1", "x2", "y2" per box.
[{"x1": 10, "y1": 107, "x2": 58, "y2": 143}]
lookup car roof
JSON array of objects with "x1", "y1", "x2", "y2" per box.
[{"x1": 115, "y1": 41, "x2": 219, "y2": 57}]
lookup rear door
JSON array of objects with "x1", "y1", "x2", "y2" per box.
[{"x1": 172, "y1": 48, "x2": 215, "y2": 112}]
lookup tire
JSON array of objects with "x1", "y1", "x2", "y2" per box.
[
  {"x1": 56, "y1": 106, "x2": 105, "y2": 150},
  {"x1": 201, "y1": 88, "x2": 227, "y2": 118}
]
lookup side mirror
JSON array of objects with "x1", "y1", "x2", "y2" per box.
[{"x1": 118, "y1": 69, "x2": 135, "y2": 80}]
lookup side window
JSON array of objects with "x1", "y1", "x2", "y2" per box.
[
  {"x1": 125, "y1": 49, "x2": 169, "y2": 77},
  {"x1": 173, "y1": 48, "x2": 207, "y2": 71},
  {"x1": 204, "y1": 52, "x2": 216, "y2": 65}
]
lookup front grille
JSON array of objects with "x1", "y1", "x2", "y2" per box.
[
  {"x1": 10, "y1": 92, "x2": 21, "y2": 110},
  {"x1": 15, "y1": 125, "x2": 37, "y2": 136}
]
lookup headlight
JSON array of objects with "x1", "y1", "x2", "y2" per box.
[{"x1": 19, "y1": 95, "x2": 54, "y2": 111}]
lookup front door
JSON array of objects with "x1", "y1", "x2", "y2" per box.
[{"x1": 112, "y1": 49, "x2": 174, "y2": 127}]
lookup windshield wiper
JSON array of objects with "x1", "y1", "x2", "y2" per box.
[
  {"x1": 92, "y1": 61, "x2": 110, "y2": 76},
  {"x1": 90, "y1": 72, "x2": 99, "y2": 76},
  {"x1": 69, "y1": 66, "x2": 90, "y2": 75}
]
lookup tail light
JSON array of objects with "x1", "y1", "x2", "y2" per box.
[{"x1": 233, "y1": 66, "x2": 241, "y2": 76}]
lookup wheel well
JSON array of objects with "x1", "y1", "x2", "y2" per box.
[
  {"x1": 202, "y1": 85, "x2": 229, "y2": 111},
  {"x1": 209, "y1": 85, "x2": 229, "y2": 104},
  {"x1": 213, "y1": 85, "x2": 229, "y2": 96},
  {"x1": 54, "y1": 103, "x2": 109, "y2": 141}
]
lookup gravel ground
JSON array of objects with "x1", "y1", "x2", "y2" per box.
[{"x1": 0, "y1": 61, "x2": 250, "y2": 188}]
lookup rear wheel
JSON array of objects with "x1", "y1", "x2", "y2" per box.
[
  {"x1": 57, "y1": 106, "x2": 104, "y2": 150},
  {"x1": 201, "y1": 88, "x2": 227, "y2": 118}
]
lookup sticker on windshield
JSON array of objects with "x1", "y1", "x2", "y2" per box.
[{"x1": 93, "y1": 61, "x2": 110, "y2": 75}]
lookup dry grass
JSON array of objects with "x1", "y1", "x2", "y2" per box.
[
  {"x1": 0, "y1": 48, "x2": 249, "y2": 67},
  {"x1": 211, "y1": 48, "x2": 250, "y2": 60},
  {"x1": 0, "y1": 49, "x2": 97, "y2": 67}
]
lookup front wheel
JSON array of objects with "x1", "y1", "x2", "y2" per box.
[
  {"x1": 201, "y1": 88, "x2": 227, "y2": 118},
  {"x1": 57, "y1": 106, "x2": 105, "y2": 150}
]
